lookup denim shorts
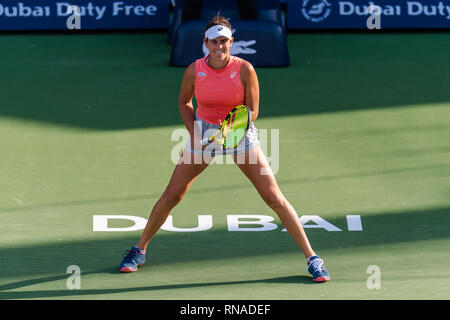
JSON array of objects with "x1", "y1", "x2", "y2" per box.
[{"x1": 185, "y1": 113, "x2": 260, "y2": 156}]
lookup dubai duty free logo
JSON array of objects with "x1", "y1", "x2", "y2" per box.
[{"x1": 301, "y1": 0, "x2": 332, "y2": 23}]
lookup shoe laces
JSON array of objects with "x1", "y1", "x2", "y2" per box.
[
  {"x1": 307, "y1": 258, "x2": 326, "y2": 273},
  {"x1": 122, "y1": 248, "x2": 140, "y2": 262}
]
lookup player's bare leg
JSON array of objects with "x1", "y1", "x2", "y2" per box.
[
  {"x1": 233, "y1": 147, "x2": 316, "y2": 258},
  {"x1": 136, "y1": 150, "x2": 209, "y2": 250}
]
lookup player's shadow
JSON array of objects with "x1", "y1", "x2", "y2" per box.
[{"x1": 0, "y1": 274, "x2": 313, "y2": 299}]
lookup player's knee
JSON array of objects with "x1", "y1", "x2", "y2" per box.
[
  {"x1": 162, "y1": 188, "x2": 185, "y2": 207},
  {"x1": 262, "y1": 193, "x2": 286, "y2": 210}
]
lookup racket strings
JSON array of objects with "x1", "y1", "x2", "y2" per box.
[{"x1": 223, "y1": 107, "x2": 249, "y2": 148}]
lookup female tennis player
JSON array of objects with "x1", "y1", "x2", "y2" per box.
[{"x1": 119, "y1": 15, "x2": 330, "y2": 282}]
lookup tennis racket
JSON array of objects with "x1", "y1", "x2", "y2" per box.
[{"x1": 201, "y1": 105, "x2": 251, "y2": 149}]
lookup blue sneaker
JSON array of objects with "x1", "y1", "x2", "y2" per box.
[
  {"x1": 119, "y1": 246, "x2": 146, "y2": 273},
  {"x1": 306, "y1": 256, "x2": 330, "y2": 282}
]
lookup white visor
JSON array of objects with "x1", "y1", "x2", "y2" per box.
[{"x1": 204, "y1": 25, "x2": 232, "y2": 40}]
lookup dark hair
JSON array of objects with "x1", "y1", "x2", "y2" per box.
[{"x1": 204, "y1": 12, "x2": 232, "y2": 36}]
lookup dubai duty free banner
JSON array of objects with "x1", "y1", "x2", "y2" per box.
[
  {"x1": 0, "y1": 0, "x2": 169, "y2": 30},
  {"x1": 287, "y1": 0, "x2": 450, "y2": 29}
]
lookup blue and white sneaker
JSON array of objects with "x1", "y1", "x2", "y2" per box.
[
  {"x1": 119, "y1": 246, "x2": 146, "y2": 273},
  {"x1": 306, "y1": 256, "x2": 330, "y2": 282}
]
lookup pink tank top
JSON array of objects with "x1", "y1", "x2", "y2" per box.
[{"x1": 194, "y1": 55, "x2": 245, "y2": 125}]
